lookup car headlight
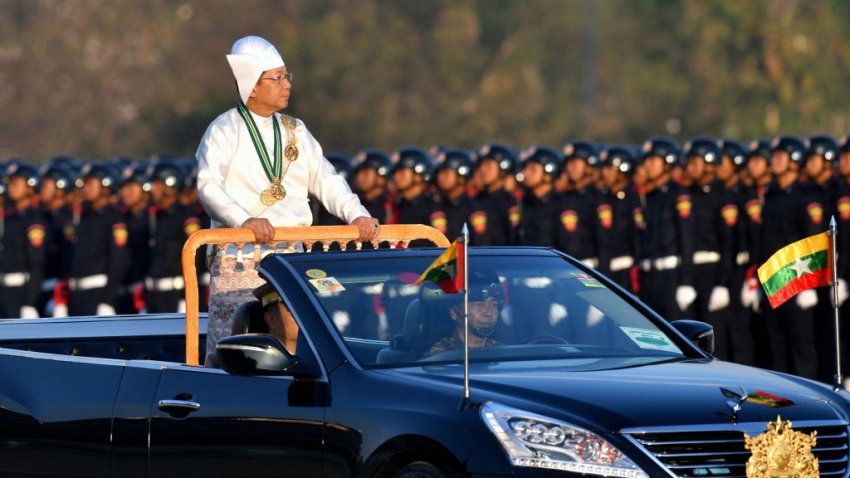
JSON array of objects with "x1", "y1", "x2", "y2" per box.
[{"x1": 481, "y1": 402, "x2": 648, "y2": 478}]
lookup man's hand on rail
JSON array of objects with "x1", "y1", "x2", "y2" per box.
[
  {"x1": 242, "y1": 218, "x2": 275, "y2": 243},
  {"x1": 352, "y1": 216, "x2": 380, "y2": 242}
]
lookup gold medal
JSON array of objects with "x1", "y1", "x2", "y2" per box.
[
  {"x1": 271, "y1": 182, "x2": 286, "y2": 200},
  {"x1": 284, "y1": 144, "x2": 299, "y2": 162},
  {"x1": 260, "y1": 188, "x2": 277, "y2": 206}
]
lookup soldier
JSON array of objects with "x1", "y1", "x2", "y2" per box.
[
  {"x1": 67, "y1": 163, "x2": 128, "y2": 316},
  {"x1": 0, "y1": 162, "x2": 47, "y2": 318},
  {"x1": 803, "y1": 135, "x2": 842, "y2": 382},
  {"x1": 555, "y1": 140, "x2": 600, "y2": 268},
  {"x1": 38, "y1": 162, "x2": 79, "y2": 316},
  {"x1": 432, "y1": 148, "x2": 478, "y2": 241},
  {"x1": 516, "y1": 146, "x2": 562, "y2": 248},
  {"x1": 389, "y1": 147, "x2": 437, "y2": 244},
  {"x1": 682, "y1": 138, "x2": 736, "y2": 359},
  {"x1": 837, "y1": 137, "x2": 850, "y2": 377},
  {"x1": 758, "y1": 135, "x2": 822, "y2": 379},
  {"x1": 352, "y1": 149, "x2": 393, "y2": 225},
  {"x1": 596, "y1": 146, "x2": 641, "y2": 292},
  {"x1": 177, "y1": 158, "x2": 211, "y2": 312},
  {"x1": 145, "y1": 160, "x2": 201, "y2": 313},
  {"x1": 470, "y1": 143, "x2": 520, "y2": 245},
  {"x1": 637, "y1": 137, "x2": 697, "y2": 321},
  {"x1": 716, "y1": 139, "x2": 756, "y2": 365},
  {"x1": 117, "y1": 162, "x2": 151, "y2": 313}
]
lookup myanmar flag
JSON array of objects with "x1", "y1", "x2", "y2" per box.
[
  {"x1": 415, "y1": 239, "x2": 464, "y2": 294},
  {"x1": 758, "y1": 232, "x2": 831, "y2": 309}
]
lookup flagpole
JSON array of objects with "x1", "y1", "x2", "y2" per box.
[
  {"x1": 461, "y1": 223, "x2": 471, "y2": 408},
  {"x1": 829, "y1": 216, "x2": 843, "y2": 391}
]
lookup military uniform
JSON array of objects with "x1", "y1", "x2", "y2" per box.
[
  {"x1": 423, "y1": 335, "x2": 501, "y2": 358},
  {"x1": 638, "y1": 182, "x2": 695, "y2": 320},
  {"x1": 146, "y1": 204, "x2": 201, "y2": 312},
  {"x1": 595, "y1": 186, "x2": 641, "y2": 291},
  {"x1": 470, "y1": 189, "x2": 518, "y2": 245},
  {"x1": 517, "y1": 190, "x2": 559, "y2": 248},
  {"x1": 67, "y1": 204, "x2": 129, "y2": 316},
  {"x1": 758, "y1": 181, "x2": 823, "y2": 379},
  {"x1": 555, "y1": 187, "x2": 600, "y2": 267},
  {"x1": 119, "y1": 206, "x2": 150, "y2": 313},
  {"x1": 0, "y1": 205, "x2": 47, "y2": 318},
  {"x1": 39, "y1": 204, "x2": 74, "y2": 316}
]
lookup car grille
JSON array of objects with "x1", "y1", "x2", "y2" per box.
[{"x1": 626, "y1": 422, "x2": 849, "y2": 477}]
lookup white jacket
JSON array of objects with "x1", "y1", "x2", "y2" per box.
[{"x1": 196, "y1": 107, "x2": 369, "y2": 229}]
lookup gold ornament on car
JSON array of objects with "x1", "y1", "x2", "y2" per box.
[{"x1": 744, "y1": 416, "x2": 818, "y2": 478}]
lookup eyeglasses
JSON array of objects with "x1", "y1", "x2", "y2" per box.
[{"x1": 260, "y1": 72, "x2": 293, "y2": 85}]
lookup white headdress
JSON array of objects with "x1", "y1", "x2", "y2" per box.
[{"x1": 226, "y1": 36, "x2": 285, "y2": 104}]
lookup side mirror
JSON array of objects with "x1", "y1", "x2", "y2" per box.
[
  {"x1": 670, "y1": 320, "x2": 715, "y2": 355},
  {"x1": 216, "y1": 334, "x2": 319, "y2": 377}
]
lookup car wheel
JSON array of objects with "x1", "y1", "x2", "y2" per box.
[{"x1": 391, "y1": 461, "x2": 449, "y2": 478}]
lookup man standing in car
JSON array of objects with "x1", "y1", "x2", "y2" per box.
[{"x1": 196, "y1": 35, "x2": 378, "y2": 363}]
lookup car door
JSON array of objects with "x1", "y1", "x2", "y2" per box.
[
  {"x1": 149, "y1": 365, "x2": 327, "y2": 477},
  {"x1": 0, "y1": 351, "x2": 121, "y2": 477}
]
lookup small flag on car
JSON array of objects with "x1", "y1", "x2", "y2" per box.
[
  {"x1": 414, "y1": 238, "x2": 464, "y2": 294},
  {"x1": 757, "y1": 231, "x2": 831, "y2": 309}
]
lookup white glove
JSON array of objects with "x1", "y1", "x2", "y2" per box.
[
  {"x1": 838, "y1": 279, "x2": 848, "y2": 306},
  {"x1": 676, "y1": 285, "x2": 697, "y2": 311},
  {"x1": 53, "y1": 303, "x2": 68, "y2": 318},
  {"x1": 708, "y1": 286, "x2": 730, "y2": 312},
  {"x1": 586, "y1": 305, "x2": 604, "y2": 326},
  {"x1": 177, "y1": 299, "x2": 186, "y2": 313},
  {"x1": 741, "y1": 282, "x2": 756, "y2": 308},
  {"x1": 796, "y1": 289, "x2": 818, "y2": 310},
  {"x1": 96, "y1": 303, "x2": 116, "y2": 316},
  {"x1": 19, "y1": 306, "x2": 39, "y2": 319}
]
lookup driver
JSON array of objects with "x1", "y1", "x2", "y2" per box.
[{"x1": 423, "y1": 279, "x2": 504, "y2": 357}]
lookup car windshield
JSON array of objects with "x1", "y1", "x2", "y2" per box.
[{"x1": 286, "y1": 249, "x2": 686, "y2": 368}]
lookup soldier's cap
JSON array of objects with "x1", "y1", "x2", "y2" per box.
[{"x1": 254, "y1": 282, "x2": 282, "y2": 308}]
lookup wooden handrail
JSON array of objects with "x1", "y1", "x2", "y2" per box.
[{"x1": 181, "y1": 225, "x2": 450, "y2": 365}]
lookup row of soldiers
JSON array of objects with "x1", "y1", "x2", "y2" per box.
[
  {"x1": 0, "y1": 156, "x2": 209, "y2": 319},
  {"x1": 317, "y1": 136, "x2": 850, "y2": 382},
  {"x1": 2, "y1": 134, "x2": 849, "y2": 381}
]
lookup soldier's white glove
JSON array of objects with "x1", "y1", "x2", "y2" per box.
[
  {"x1": 586, "y1": 305, "x2": 604, "y2": 326},
  {"x1": 53, "y1": 303, "x2": 68, "y2": 318},
  {"x1": 676, "y1": 285, "x2": 697, "y2": 311},
  {"x1": 177, "y1": 299, "x2": 186, "y2": 313},
  {"x1": 708, "y1": 286, "x2": 730, "y2": 312},
  {"x1": 796, "y1": 289, "x2": 818, "y2": 310},
  {"x1": 96, "y1": 303, "x2": 116, "y2": 316},
  {"x1": 19, "y1": 306, "x2": 39, "y2": 319},
  {"x1": 838, "y1": 279, "x2": 849, "y2": 306},
  {"x1": 741, "y1": 280, "x2": 757, "y2": 308}
]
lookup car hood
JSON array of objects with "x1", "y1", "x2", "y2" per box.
[{"x1": 384, "y1": 358, "x2": 849, "y2": 430}]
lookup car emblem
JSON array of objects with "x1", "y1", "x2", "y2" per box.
[
  {"x1": 744, "y1": 417, "x2": 819, "y2": 478},
  {"x1": 720, "y1": 386, "x2": 748, "y2": 423}
]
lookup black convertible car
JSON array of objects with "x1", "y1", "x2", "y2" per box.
[{"x1": 1, "y1": 241, "x2": 849, "y2": 477}]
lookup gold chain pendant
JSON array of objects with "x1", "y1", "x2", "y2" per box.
[{"x1": 271, "y1": 181, "x2": 286, "y2": 200}]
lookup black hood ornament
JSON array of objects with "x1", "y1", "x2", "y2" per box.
[{"x1": 720, "y1": 386, "x2": 748, "y2": 423}]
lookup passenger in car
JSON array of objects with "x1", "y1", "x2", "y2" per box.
[
  {"x1": 423, "y1": 281, "x2": 504, "y2": 357},
  {"x1": 258, "y1": 287, "x2": 299, "y2": 355}
]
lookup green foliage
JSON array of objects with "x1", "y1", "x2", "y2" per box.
[{"x1": 2, "y1": 0, "x2": 850, "y2": 161}]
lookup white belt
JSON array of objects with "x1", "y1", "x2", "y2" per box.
[
  {"x1": 693, "y1": 251, "x2": 721, "y2": 265},
  {"x1": 736, "y1": 251, "x2": 750, "y2": 266},
  {"x1": 0, "y1": 272, "x2": 30, "y2": 287},
  {"x1": 145, "y1": 276, "x2": 185, "y2": 292},
  {"x1": 610, "y1": 256, "x2": 635, "y2": 272},
  {"x1": 641, "y1": 255, "x2": 681, "y2": 272},
  {"x1": 581, "y1": 257, "x2": 599, "y2": 269},
  {"x1": 69, "y1": 274, "x2": 108, "y2": 291}
]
